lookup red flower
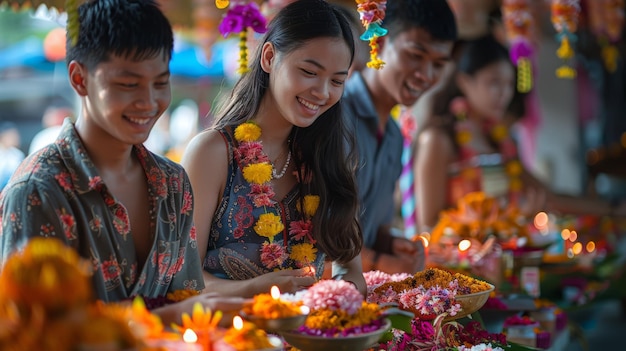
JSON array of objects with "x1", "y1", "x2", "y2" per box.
[
  {"x1": 113, "y1": 207, "x2": 130, "y2": 236},
  {"x1": 189, "y1": 226, "x2": 197, "y2": 242},
  {"x1": 88, "y1": 176, "x2": 103, "y2": 191},
  {"x1": 260, "y1": 242, "x2": 287, "y2": 269},
  {"x1": 181, "y1": 190, "x2": 193, "y2": 215},
  {"x1": 59, "y1": 213, "x2": 76, "y2": 240},
  {"x1": 249, "y1": 183, "x2": 274, "y2": 207},
  {"x1": 101, "y1": 257, "x2": 121, "y2": 281},
  {"x1": 289, "y1": 219, "x2": 315, "y2": 243},
  {"x1": 55, "y1": 172, "x2": 73, "y2": 191}
]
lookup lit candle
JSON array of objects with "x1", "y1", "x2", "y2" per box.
[
  {"x1": 270, "y1": 285, "x2": 280, "y2": 300},
  {"x1": 233, "y1": 315, "x2": 244, "y2": 330},
  {"x1": 183, "y1": 329, "x2": 198, "y2": 343},
  {"x1": 458, "y1": 239, "x2": 471, "y2": 267}
]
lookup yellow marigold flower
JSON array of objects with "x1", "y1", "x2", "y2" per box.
[
  {"x1": 243, "y1": 163, "x2": 272, "y2": 185},
  {"x1": 491, "y1": 124, "x2": 508, "y2": 142},
  {"x1": 461, "y1": 168, "x2": 477, "y2": 180},
  {"x1": 509, "y1": 177, "x2": 523, "y2": 192},
  {"x1": 254, "y1": 213, "x2": 284, "y2": 240},
  {"x1": 234, "y1": 122, "x2": 261, "y2": 142},
  {"x1": 289, "y1": 243, "x2": 317, "y2": 264},
  {"x1": 556, "y1": 65, "x2": 576, "y2": 78},
  {"x1": 303, "y1": 195, "x2": 320, "y2": 217},
  {"x1": 506, "y1": 160, "x2": 522, "y2": 176},
  {"x1": 171, "y1": 302, "x2": 222, "y2": 336},
  {"x1": 0, "y1": 237, "x2": 92, "y2": 311},
  {"x1": 456, "y1": 130, "x2": 472, "y2": 145}
]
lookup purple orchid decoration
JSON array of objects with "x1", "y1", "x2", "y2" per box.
[{"x1": 218, "y1": 2, "x2": 267, "y2": 38}]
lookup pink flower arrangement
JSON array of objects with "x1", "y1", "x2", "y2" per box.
[
  {"x1": 301, "y1": 280, "x2": 363, "y2": 315},
  {"x1": 503, "y1": 315, "x2": 537, "y2": 327},
  {"x1": 397, "y1": 283, "x2": 461, "y2": 318}
]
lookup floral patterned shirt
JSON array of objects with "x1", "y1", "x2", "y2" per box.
[
  {"x1": 203, "y1": 129, "x2": 325, "y2": 280},
  {"x1": 0, "y1": 120, "x2": 204, "y2": 302}
]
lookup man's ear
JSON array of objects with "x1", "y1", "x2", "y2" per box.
[
  {"x1": 260, "y1": 42, "x2": 276, "y2": 73},
  {"x1": 68, "y1": 61, "x2": 87, "y2": 96}
]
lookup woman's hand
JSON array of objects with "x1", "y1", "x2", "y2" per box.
[
  {"x1": 153, "y1": 291, "x2": 248, "y2": 326},
  {"x1": 250, "y1": 268, "x2": 317, "y2": 294},
  {"x1": 372, "y1": 237, "x2": 425, "y2": 274}
]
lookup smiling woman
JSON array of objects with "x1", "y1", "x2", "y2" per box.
[{"x1": 181, "y1": 0, "x2": 367, "y2": 299}]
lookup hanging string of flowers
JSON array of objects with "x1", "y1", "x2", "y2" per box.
[
  {"x1": 550, "y1": 0, "x2": 581, "y2": 78},
  {"x1": 234, "y1": 122, "x2": 320, "y2": 270},
  {"x1": 356, "y1": 0, "x2": 388, "y2": 69},
  {"x1": 587, "y1": 0, "x2": 624, "y2": 73},
  {"x1": 502, "y1": 0, "x2": 535, "y2": 93},
  {"x1": 216, "y1": 0, "x2": 267, "y2": 75}
]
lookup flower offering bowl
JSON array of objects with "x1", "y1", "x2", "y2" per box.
[
  {"x1": 240, "y1": 308, "x2": 308, "y2": 332},
  {"x1": 445, "y1": 283, "x2": 495, "y2": 322},
  {"x1": 279, "y1": 318, "x2": 391, "y2": 351}
]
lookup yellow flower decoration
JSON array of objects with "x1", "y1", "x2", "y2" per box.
[
  {"x1": 461, "y1": 168, "x2": 478, "y2": 180},
  {"x1": 509, "y1": 177, "x2": 523, "y2": 192},
  {"x1": 490, "y1": 124, "x2": 508, "y2": 142},
  {"x1": 556, "y1": 65, "x2": 576, "y2": 78},
  {"x1": 0, "y1": 237, "x2": 92, "y2": 312},
  {"x1": 234, "y1": 121, "x2": 261, "y2": 142},
  {"x1": 289, "y1": 243, "x2": 317, "y2": 264},
  {"x1": 254, "y1": 213, "x2": 285, "y2": 240},
  {"x1": 242, "y1": 163, "x2": 273, "y2": 185},
  {"x1": 215, "y1": 0, "x2": 229, "y2": 10},
  {"x1": 171, "y1": 302, "x2": 222, "y2": 335},
  {"x1": 303, "y1": 195, "x2": 320, "y2": 217},
  {"x1": 456, "y1": 130, "x2": 472, "y2": 145},
  {"x1": 505, "y1": 160, "x2": 523, "y2": 177}
]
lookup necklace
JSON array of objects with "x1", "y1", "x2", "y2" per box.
[
  {"x1": 272, "y1": 151, "x2": 291, "y2": 179},
  {"x1": 233, "y1": 122, "x2": 320, "y2": 271}
]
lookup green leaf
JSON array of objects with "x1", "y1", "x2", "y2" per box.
[{"x1": 382, "y1": 307, "x2": 414, "y2": 333}]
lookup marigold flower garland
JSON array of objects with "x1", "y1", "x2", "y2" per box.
[
  {"x1": 502, "y1": 0, "x2": 535, "y2": 93},
  {"x1": 550, "y1": 0, "x2": 581, "y2": 78},
  {"x1": 234, "y1": 122, "x2": 320, "y2": 270},
  {"x1": 216, "y1": 0, "x2": 268, "y2": 74},
  {"x1": 450, "y1": 97, "x2": 523, "y2": 203},
  {"x1": 356, "y1": 0, "x2": 388, "y2": 69}
]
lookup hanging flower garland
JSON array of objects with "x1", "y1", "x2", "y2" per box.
[
  {"x1": 587, "y1": 0, "x2": 624, "y2": 73},
  {"x1": 550, "y1": 0, "x2": 581, "y2": 78},
  {"x1": 356, "y1": 0, "x2": 388, "y2": 69},
  {"x1": 216, "y1": 0, "x2": 267, "y2": 75},
  {"x1": 502, "y1": 0, "x2": 535, "y2": 93},
  {"x1": 450, "y1": 97, "x2": 523, "y2": 204},
  {"x1": 234, "y1": 122, "x2": 320, "y2": 270}
]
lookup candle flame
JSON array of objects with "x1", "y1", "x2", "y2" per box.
[
  {"x1": 458, "y1": 239, "x2": 471, "y2": 252},
  {"x1": 533, "y1": 212, "x2": 549, "y2": 230},
  {"x1": 270, "y1": 285, "x2": 280, "y2": 300},
  {"x1": 183, "y1": 329, "x2": 198, "y2": 343},
  {"x1": 233, "y1": 316, "x2": 243, "y2": 330},
  {"x1": 586, "y1": 241, "x2": 596, "y2": 253},
  {"x1": 561, "y1": 229, "x2": 570, "y2": 240}
]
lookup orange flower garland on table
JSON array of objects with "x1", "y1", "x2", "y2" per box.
[
  {"x1": 356, "y1": 0, "x2": 388, "y2": 69},
  {"x1": 550, "y1": 0, "x2": 581, "y2": 78},
  {"x1": 502, "y1": 0, "x2": 536, "y2": 93},
  {"x1": 234, "y1": 122, "x2": 320, "y2": 270}
]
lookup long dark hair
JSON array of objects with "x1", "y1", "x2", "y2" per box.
[
  {"x1": 212, "y1": 0, "x2": 362, "y2": 264},
  {"x1": 430, "y1": 35, "x2": 514, "y2": 151}
]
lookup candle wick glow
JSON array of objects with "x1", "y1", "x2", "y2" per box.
[
  {"x1": 270, "y1": 285, "x2": 280, "y2": 300},
  {"x1": 233, "y1": 316, "x2": 244, "y2": 330},
  {"x1": 182, "y1": 328, "x2": 198, "y2": 343}
]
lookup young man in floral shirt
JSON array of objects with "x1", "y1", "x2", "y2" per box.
[{"x1": 0, "y1": 0, "x2": 243, "y2": 323}]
